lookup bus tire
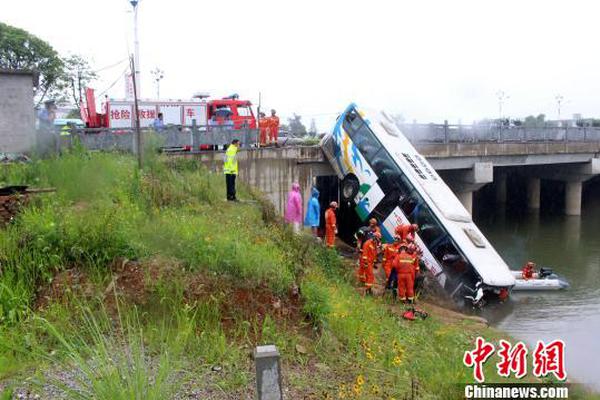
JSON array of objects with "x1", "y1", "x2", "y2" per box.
[{"x1": 341, "y1": 174, "x2": 360, "y2": 201}]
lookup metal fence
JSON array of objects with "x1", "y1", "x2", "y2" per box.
[
  {"x1": 399, "y1": 123, "x2": 600, "y2": 143},
  {"x1": 36, "y1": 125, "x2": 259, "y2": 154}
]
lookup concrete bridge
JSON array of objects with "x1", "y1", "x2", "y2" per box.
[
  {"x1": 49, "y1": 125, "x2": 600, "y2": 216},
  {"x1": 185, "y1": 140, "x2": 600, "y2": 217}
]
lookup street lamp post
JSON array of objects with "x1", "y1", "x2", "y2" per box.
[
  {"x1": 496, "y1": 90, "x2": 509, "y2": 121},
  {"x1": 555, "y1": 94, "x2": 564, "y2": 121},
  {"x1": 151, "y1": 68, "x2": 164, "y2": 99}
]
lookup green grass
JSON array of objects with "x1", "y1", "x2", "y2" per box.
[{"x1": 0, "y1": 148, "x2": 596, "y2": 399}]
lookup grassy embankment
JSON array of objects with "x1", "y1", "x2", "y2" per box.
[{"x1": 0, "y1": 146, "x2": 596, "y2": 399}]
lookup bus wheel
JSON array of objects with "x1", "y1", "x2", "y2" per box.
[{"x1": 341, "y1": 174, "x2": 360, "y2": 201}]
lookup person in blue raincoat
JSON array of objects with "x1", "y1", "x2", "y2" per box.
[{"x1": 304, "y1": 187, "x2": 321, "y2": 237}]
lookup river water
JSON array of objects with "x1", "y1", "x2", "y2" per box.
[{"x1": 475, "y1": 184, "x2": 600, "y2": 390}]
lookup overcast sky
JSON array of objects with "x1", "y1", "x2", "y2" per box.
[{"x1": 4, "y1": 0, "x2": 600, "y2": 129}]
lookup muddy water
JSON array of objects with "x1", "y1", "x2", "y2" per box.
[{"x1": 475, "y1": 188, "x2": 600, "y2": 390}]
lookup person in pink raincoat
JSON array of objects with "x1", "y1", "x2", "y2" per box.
[{"x1": 285, "y1": 182, "x2": 303, "y2": 234}]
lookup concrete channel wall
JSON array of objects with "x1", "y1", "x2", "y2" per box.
[{"x1": 178, "y1": 147, "x2": 331, "y2": 217}]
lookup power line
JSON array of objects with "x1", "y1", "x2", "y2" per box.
[
  {"x1": 93, "y1": 58, "x2": 128, "y2": 73},
  {"x1": 97, "y1": 66, "x2": 130, "y2": 97}
]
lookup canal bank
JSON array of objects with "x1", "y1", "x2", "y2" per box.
[{"x1": 475, "y1": 176, "x2": 600, "y2": 391}]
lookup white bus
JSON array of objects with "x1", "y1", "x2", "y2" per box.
[{"x1": 321, "y1": 104, "x2": 515, "y2": 306}]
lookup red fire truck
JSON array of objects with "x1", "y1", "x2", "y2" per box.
[{"x1": 81, "y1": 88, "x2": 257, "y2": 130}]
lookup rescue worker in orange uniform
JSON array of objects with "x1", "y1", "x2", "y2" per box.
[
  {"x1": 269, "y1": 109, "x2": 280, "y2": 145},
  {"x1": 369, "y1": 218, "x2": 381, "y2": 236},
  {"x1": 325, "y1": 201, "x2": 338, "y2": 248},
  {"x1": 258, "y1": 112, "x2": 269, "y2": 146},
  {"x1": 395, "y1": 223, "x2": 419, "y2": 242},
  {"x1": 383, "y1": 235, "x2": 402, "y2": 298},
  {"x1": 407, "y1": 242, "x2": 421, "y2": 282},
  {"x1": 522, "y1": 261, "x2": 536, "y2": 280},
  {"x1": 392, "y1": 243, "x2": 418, "y2": 304},
  {"x1": 382, "y1": 235, "x2": 401, "y2": 280},
  {"x1": 358, "y1": 232, "x2": 381, "y2": 295}
]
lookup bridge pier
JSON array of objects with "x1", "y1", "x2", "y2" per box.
[
  {"x1": 495, "y1": 173, "x2": 507, "y2": 204},
  {"x1": 565, "y1": 180, "x2": 583, "y2": 216},
  {"x1": 439, "y1": 162, "x2": 493, "y2": 215},
  {"x1": 527, "y1": 177, "x2": 541, "y2": 210},
  {"x1": 456, "y1": 191, "x2": 473, "y2": 214}
]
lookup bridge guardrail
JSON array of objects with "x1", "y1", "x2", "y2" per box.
[
  {"x1": 399, "y1": 123, "x2": 600, "y2": 143},
  {"x1": 36, "y1": 125, "x2": 259, "y2": 154}
]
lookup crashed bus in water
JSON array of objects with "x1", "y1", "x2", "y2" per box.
[{"x1": 320, "y1": 104, "x2": 516, "y2": 307}]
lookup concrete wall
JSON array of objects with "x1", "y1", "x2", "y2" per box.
[
  {"x1": 0, "y1": 71, "x2": 36, "y2": 153},
  {"x1": 183, "y1": 146, "x2": 333, "y2": 216}
]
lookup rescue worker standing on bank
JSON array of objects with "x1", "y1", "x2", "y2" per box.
[
  {"x1": 269, "y1": 109, "x2": 280, "y2": 145},
  {"x1": 382, "y1": 235, "x2": 401, "y2": 281},
  {"x1": 325, "y1": 201, "x2": 338, "y2": 248},
  {"x1": 359, "y1": 232, "x2": 381, "y2": 295},
  {"x1": 224, "y1": 139, "x2": 240, "y2": 201},
  {"x1": 392, "y1": 243, "x2": 418, "y2": 304},
  {"x1": 383, "y1": 235, "x2": 401, "y2": 297}
]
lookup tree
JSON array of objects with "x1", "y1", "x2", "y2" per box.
[
  {"x1": 56, "y1": 54, "x2": 97, "y2": 110},
  {"x1": 0, "y1": 22, "x2": 64, "y2": 106},
  {"x1": 288, "y1": 114, "x2": 307, "y2": 137}
]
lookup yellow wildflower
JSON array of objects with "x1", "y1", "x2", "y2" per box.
[{"x1": 356, "y1": 375, "x2": 365, "y2": 386}]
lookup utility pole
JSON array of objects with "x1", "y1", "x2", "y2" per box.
[
  {"x1": 130, "y1": 0, "x2": 141, "y2": 98},
  {"x1": 555, "y1": 94, "x2": 564, "y2": 121},
  {"x1": 151, "y1": 68, "x2": 164, "y2": 99},
  {"x1": 496, "y1": 90, "x2": 509, "y2": 121},
  {"x1": 131, "y1": 55, "x2": 142, "y2": 169}
]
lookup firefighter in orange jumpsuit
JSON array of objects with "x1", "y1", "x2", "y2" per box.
[
  {"x1": 369, "y1": 218, "x2": 381, "y2": 236},
  {"x1": 325, "y1": 201, "x2": 338, "y2": 248},
  {"x1": 395, "y1": 223, "x2": 418, "y2": 242},
  {"x1": 358, "y1": 232, "x2": 381, "y2": 295},
  {"x1": 269, "y1": 109, "x2": 279, "y2": 145},
  {"x1": 392, "y1": 244, "x2": 418, "y2": 304},
  {"x1": 258, "y1": 112, "x2": 269, "y2": 146},
  {"x1": 382, "y1": 235, "x2": 401, "y2": 280},
  {"x1": 522, "y1": 261, "x2": 536, "y2": 280},
  {"x1": 407, "y1": 242, "x2": 421, "y2": 282}
]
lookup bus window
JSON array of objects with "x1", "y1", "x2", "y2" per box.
[
  {"x1": 413, "y1": 206, "x2": 444, "y2": 247},
  {"x1": 371, "y1": 150, "x2": 401, "y2": 192},
  {"x1": 344, "y1": 109, "x2": 363, "y2": 135},
  {"x1": 371, "y1": 190, "x2": 400, "y2": 222},
  {"x1": 400, "y1": 190, "x2": 420, "y2": 220},
  {"x1": 352, "y1": 125, "x2": 381, "y2": 162},
  {"x1": 432, "y1": 238, "x2": 468, "y2": 277}
]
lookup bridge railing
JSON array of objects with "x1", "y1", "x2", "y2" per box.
[
  {"x1": 36, "y1": 125, "x2": 259, "y2": 154},
  {"x1": 399, "y1": 123, "x2": 600, "y2": 143}
]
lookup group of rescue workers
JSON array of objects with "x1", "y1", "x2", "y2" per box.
[
  {"x1": 323, "y1": 201, "x2": 424, "y2": 304},
  {"x1": 258, "y1": 109, "x2": 280, "y2": 146}
]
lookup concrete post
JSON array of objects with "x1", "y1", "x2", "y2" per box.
[
  {"x1": 495, "y1": 173, "x2": 507, "y2": 204},
  {"x1": 565, "y1": 181, "x2": 582, "y2": 216},
  {"x1": 527, "y1": 177, "x2": 541, "y2": 210},
  {"x1": 254, "y1": 345, "x2": 283, "y2": 400},
  {"x1": 456, "y1": 191, "x2": 473, "y2": 214}
]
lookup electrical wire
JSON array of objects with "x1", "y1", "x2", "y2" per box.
[
  {"x1": 93, "y1": 58, "x2": 128, "y2": 73},
  {"x1": 97, "y1": 65, "x2": 130, "y2": 98}
]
